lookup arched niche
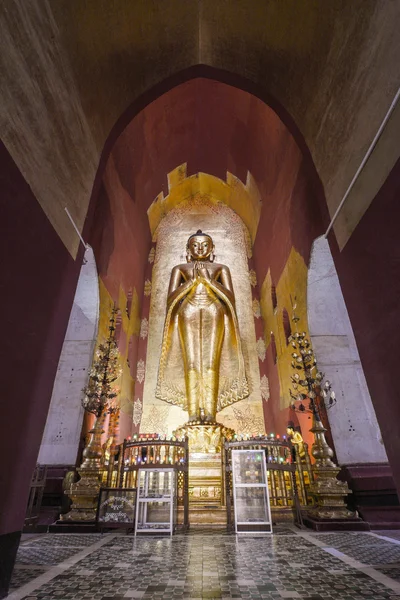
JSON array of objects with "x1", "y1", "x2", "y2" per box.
[
  {"x1": 38, "y1": 246, "x2": 99, "y2": 465},
  {"x1": 307, "y1": 236, "x2": 387, "y2": 465},
  {"x1": 90, "y1": 77, "x2": 327, "y2": 441}
]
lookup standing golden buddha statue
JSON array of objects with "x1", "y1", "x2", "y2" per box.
[{"x1": 156, "y1": 230, "x2": 249, "y2": 423}]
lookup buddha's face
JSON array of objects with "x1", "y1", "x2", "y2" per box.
[
  {"x1": 286, "y1": 427, "x2": 294, "y2": 437},
  {"x1": 188, "y1": 235, "x2": 213, "y2": 260}
]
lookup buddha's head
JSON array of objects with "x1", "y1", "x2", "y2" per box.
[{"x1": 186, "y1": 230, "x2": 214, "y2": 262}]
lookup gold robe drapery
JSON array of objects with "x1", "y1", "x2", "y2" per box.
[{"x1": 155, "y1": 278, "x2": 249, "y2": 412}]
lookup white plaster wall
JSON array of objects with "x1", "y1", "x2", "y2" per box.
[
  {"x1": 307, "y1": 236, "x2": 387, "y2": 465},
  {"x1": 38, "y1": 246, "x2": 99, "y2": 465}
]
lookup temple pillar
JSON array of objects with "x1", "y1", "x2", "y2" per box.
[
  {"x1": 308, "y1": 236, "x2": 387, "y2": 466},
  {"x1": 307, "y1": 236, "x2": 399, "y2": 527},
  {"x1": 38, "y1": 247, "x2": 99, "y2": 467},
  {"x1": 0, "y1": 142, "x2": 83, "y2": 597}
]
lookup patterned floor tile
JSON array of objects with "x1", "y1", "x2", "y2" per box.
[
  {"x1": 21, "y1": 534, "x2": 104, "y2": 548},
  {"x1": 375, "y1": 567, "x2": 400, "y2": 582},
  {"x1": 3, "y1": 531, "x2": 399, "y2": 600},
  {"x1": 16, "y1": 545, "x2": 82, "y2": 566},
  {"x1": 374, "y1": 531, "x2": 400, "y2": 543},
  {"x1": 9, "y1": 567, "x2": 48, "y2": 591},
  {"x1": 314, "y1": 533, "x2": 400, "y2": 565}
]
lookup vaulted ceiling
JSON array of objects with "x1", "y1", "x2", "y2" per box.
[
  {"x1": 91, "y1": 78, "x2": 324, "y2": 298},
  {"x1": 1, "y1": 0, "x2": 399, "y2": 256}
]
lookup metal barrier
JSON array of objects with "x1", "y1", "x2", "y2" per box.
[
  {"x1": 224, "y1": 437, "x2": 314, "y2": 529},
  {"x1": 115, "y1": 437, "x2": 189, "y2": 530}
]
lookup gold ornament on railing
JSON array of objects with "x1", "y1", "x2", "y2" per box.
[
  {"x1": 104, "y1": 407, "x2": 121, "y2": 487},
  {"x1": 288, "y1": 300, "x2": 356, "y2": 522},
  {"x1": 61, "y1": 308, "x2": 122, "y2": 522}
]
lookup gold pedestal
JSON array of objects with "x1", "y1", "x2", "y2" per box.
[
  {"x1": 175, "y1": 421, "x2": 234, "y2": 511},
  {"x1": 308, "y1": 466, "x2": 355, "y2": 520},
  {"x1": 61, "y1": 418, "x2": 104, "y2": 522},
  {"x1": 189, "y1": 451, "x2": 223, "y2": 504},
  {"x1": 307, "y1": 417, "x2": 355, "y2": 521}
]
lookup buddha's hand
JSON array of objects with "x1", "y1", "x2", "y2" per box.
[{"x1": 198, "y1": 267, "x2": 211, "y2": 281}]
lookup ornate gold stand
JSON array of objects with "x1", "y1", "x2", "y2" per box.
[
  {"x1": 105, "y1": 409, "x2": 120, "y2": 487},
  {"x1": 307, "y1": 417, "x2": 356, "y2": 521},
  {"x1": 175, "y1": 421, "x2": 234, "y2": 522},
  {"x1": 61, "y1": 416, "x2": 104, "y2": 522}
]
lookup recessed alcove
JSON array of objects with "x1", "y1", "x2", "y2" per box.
[
  {"x1": 38, "y1": 77, "x2": 386, "y2": 479},
  {"x1": 86, "y1": 77, "x2": 327, "y2": 447}
]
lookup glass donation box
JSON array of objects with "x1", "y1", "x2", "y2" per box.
[
  {"x1": 231, "y1": 449, "x2": 272, "y2": 533},
  {"x1": 134, "y1": 468, "x2": 176, "y2": 535}
]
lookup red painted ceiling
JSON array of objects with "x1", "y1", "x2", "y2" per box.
[{"x1": 91, "y1": 78, "x2": 326, "y2": 294}]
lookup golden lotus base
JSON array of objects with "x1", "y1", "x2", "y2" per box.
[
  {"x1": 176, "y1": 421, "x2": 234, "y2": 507},
  {"x1": 175, "y1": 421, "x2": 235, "y2": 453},
  {"x1": 189, "y1": 453, "x2": 223, "y2": 503},
  {"x1": 187, "y1": 505, "x2": 228, "y2": 526}
]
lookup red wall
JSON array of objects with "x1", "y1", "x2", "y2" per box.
[
  {"x1": 89, "y1": 177, "x2": 150, "y2": 439},
  {"x1": 93, "y1": 78, "x2": 326, "y2": 444},
  {"x1": 0, "y1": 142, "x2": 83, "y2": 536},
  {"x1": 329, "y1": 158, "x2": 400, "y2": 494},
  {"x1": 254, "y1": 154, "x2": 327, "y2": 437}
]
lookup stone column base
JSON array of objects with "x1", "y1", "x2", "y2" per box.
[{"x1": 302, "y1": 514, "x2": 370, "y2": 531}]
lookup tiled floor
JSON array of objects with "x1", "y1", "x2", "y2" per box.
[{"x1": 6, "y1": 528, "x2": 400, "y2": 600}]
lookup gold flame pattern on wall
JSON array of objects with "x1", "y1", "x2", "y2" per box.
[
  {"x1": 147, "y1": 164, "x2": 262, "y2": 246},
  {"x1": 97, "y1": 279, "x2": 141, "y2": 418},
  {"x1": 260, "y1": 248, "x2": 309, "y2": 411}
]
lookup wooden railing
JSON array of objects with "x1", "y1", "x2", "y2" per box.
[{"x1": 24, "y1": 464, "x2": 47, "y2": 530}]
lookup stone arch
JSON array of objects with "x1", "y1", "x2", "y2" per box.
[
  {"x1": 89, "y1": 75, "x2": 328, "y2": 446},
  {"x1": 38, "y1": 246, "x2": 99, "y2": 466},
  {"x1": 87, "y1": 66, "x2": 326, "y2": 243}
]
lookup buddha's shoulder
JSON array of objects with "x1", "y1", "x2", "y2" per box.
[
  {"x1": 173, "y1": 263, "x2": 190, "y2": 272},
  {"x1": 212, "y1": 262, "x2": 229, "y2": 270}
]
